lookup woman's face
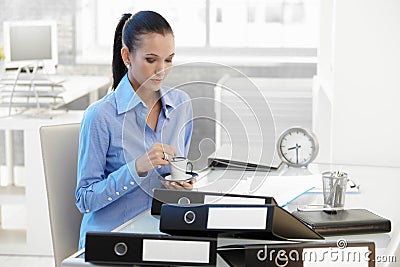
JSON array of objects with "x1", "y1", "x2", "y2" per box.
[{"x1": 127, "y1": 32, "x2": 174, "y2": 92}]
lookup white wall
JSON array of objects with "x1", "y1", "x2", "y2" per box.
[{"x1": 314, "y1": 0, "x2": 400, "y2": 167}]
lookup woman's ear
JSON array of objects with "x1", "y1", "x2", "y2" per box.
[{"x1": 121, "y1": 47, "x2": 130, "y2": 67}]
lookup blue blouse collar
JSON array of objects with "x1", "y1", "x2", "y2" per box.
[{"x1": 115, "y1": 74, "x2": 176, "y2": 116}]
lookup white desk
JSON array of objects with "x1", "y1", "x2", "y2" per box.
[
  {"x1": 0, "y1": 74, "x2": 111, "y2": 110},
  {"x1": 56, "y1": 75, "x2": 110, "y2": 107},
  {"x1": 62, "y1": 164, "x2": 400, "y2": 266}
]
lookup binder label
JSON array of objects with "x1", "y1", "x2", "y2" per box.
[
  {"x1": 204, "y1": 195, "x2": 266, "y2": 205},
  {"x1": 142, "y1": 239, "x2": 211, "y2": 263},
  {"x1": 207, "y1": 207, "x2": 268, "y2": 229}
]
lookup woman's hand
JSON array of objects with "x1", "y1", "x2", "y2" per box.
[
  {"x1": 135, "y1": 142, "x2": 176, "y2": 175},
  {"x1": 162, "y1": 178, "x2": 196, "y2": 191}
]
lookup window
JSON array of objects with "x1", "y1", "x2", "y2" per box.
[{"x1": 75, "y1": 0, "x2": 319, "y2": 64}]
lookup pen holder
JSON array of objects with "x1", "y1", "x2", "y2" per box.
[{"x1": 322, "y1": 171, "x2": 348, "y2": 210}]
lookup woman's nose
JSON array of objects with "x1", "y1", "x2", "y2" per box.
[{"x1": 155, "y1": 62, "x2": 165, "y2": 76}]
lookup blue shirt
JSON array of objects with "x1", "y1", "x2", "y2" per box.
[{"x1": 75, "y1": 74, "x2": 193, "y2": 249}]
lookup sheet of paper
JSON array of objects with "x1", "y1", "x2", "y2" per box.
[
  {"x1": 194, "y1": 175, "x2": 253, "y2": 195},
  {"x1": 247, "y1": 174, "x2": 321, "y2": 206},
  {"x1": 225, "y1": 178, "x2": 253, "y2": 194}
]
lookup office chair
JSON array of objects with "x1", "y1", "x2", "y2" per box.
[{"x1": 40, "y1": 123, "x2": 82, "y2": 267}]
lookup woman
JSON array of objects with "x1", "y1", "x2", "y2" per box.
[{"x1": 75, "y1": 11, "x2": 194, "y2": 249}]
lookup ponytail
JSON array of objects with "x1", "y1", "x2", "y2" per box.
[
  {"x1": 112, "y1": 11, "x2": 173, "y2": 90},
  {"x1": 112, "y1": 13, "x2": 131, "y2": 90}
]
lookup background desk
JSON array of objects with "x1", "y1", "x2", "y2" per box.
[
  {"x1": 0, "y1": 74, "x2": 111, "y2": 255},
  {"x1": 0, "y1": 111, "x2": 84, "y2": 255},
  {"x1": 0, "y1": 74, "x2": 111, "y2": 110},
  {"x1": 56, "y1": 75, "x2": 110, "y2": 107},
  {"x1": 62, "y1": 164, "x2": 400, "y2": 266}
]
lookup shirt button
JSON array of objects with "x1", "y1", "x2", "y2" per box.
[
  {"x1": 107, "y1": 197, "x2": 112, "y2": 201},
  {"x1": 123, "y1": 186, "x2": 128, "y2": 190},
  {"x1": 116, "y1": 192, "x2": 120, "y2": 196},
  {"x1": 85, "y1": 209, "x2": 90, "y2": 213},
  {"x1": 130, "y1": 181, "x2": 135, "y2": 185}
]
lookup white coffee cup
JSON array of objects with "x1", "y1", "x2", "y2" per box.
[{"x1": 169, "y1": 157, "x2": 193, "y2": 181}]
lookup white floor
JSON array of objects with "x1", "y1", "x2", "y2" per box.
[
  {"x1": 0, "y1": 255, "x2": 54, "y2": 267},
  {"x1": 0, "y1": 205, "x2": 55, "y2": 267}
]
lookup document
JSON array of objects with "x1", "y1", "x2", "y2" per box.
[{"x1": 248, "y1": 173, "x2": 321, "y2": 207}]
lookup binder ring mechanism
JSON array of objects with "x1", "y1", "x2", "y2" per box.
[
  {"x1": 114, "y1": 242, "x2": 128, "y2": 256},
  {"x1": 184, "y1": 210, "x2": 196, "y2": 224}
]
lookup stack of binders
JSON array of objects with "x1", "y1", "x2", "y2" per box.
[
  {"x1": 156, "y1": 189, "x2": 377, "y2": 266},
  {"x1": 85, "y1": 189, "x2": 378, "y2": 266},
  {"x1": 155, "y1": 189, "x2": 336, "y2": 266},
  {"x1": 85, "y1": 189, "x2": 281, "y2": 266}
]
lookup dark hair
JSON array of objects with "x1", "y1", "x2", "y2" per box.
[{"x1": 112, "y1": 11, "x2": 173, "y2": 90}]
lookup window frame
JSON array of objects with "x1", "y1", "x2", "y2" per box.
[{"x1": 74, "y1": 0, "x2": 318, "y2": 65}]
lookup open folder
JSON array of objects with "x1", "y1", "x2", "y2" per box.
[{"x1": 208, "y1": 143, "x2": 282, "y2": 171}]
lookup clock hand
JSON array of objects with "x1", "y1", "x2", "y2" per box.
[
  {"x1": 288, "y1": 146, "x2": 297, "y2": 150},
  {"x1": 295, "y1": 143, "x2": 299, "y2": 164}
]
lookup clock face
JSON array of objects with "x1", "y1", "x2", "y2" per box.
[{"x1": 277, "y1": 127, "x2": 319, "y2": 167}]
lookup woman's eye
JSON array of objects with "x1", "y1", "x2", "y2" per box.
[
  {"x1": 165, "y1": 59, "x2": 173, "y2": 63},
  {"x1": 145, "y1": 58, "x2": 155, "y2": 63}
]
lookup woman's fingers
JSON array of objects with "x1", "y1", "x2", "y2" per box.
[
  {"x1": 162, "y1": 181, "x2": 181, "y2": 190},
  {"x1": 154, "y1": 143, "x2": 177, "y2": 160},
  {"x1": 162, "y1": 179, "x2": 196, "y2": 190},
  {"x1": 152, "y1": 143, "x2": 177, "y2": 165},
  {"x1": 136, "y1": 142, "x2": 180, "y2": 173},
  {"x1": 180, "y1": 179, "x2": 195, "y2": 190}
]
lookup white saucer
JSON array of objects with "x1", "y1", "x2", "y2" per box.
[{"x1": 160, "y1": 172, "x2": 198, "y2": 182}]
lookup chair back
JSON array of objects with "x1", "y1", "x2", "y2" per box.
[{"x1": 40, "y1": 123, "x2": 82, "y2": 267}]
